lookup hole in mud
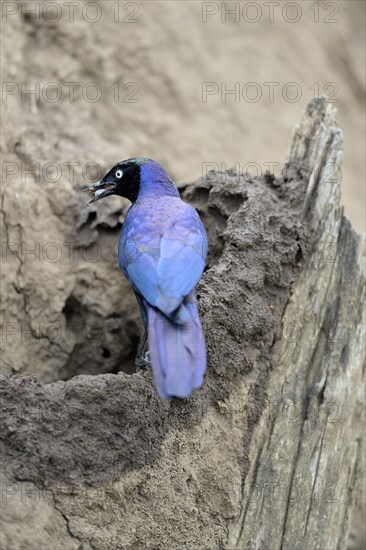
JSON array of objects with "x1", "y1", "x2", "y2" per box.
[
  {"x1": 193, "y1": 187, "x2": 210, "y2": 206},
  {"x1": 219, "y1": 192, "x2": 246, "y2": 215},
  {"x1": 184, "y1": 186, "x2": 210, "y2": 210},
  {"x1": 57, "y1": 295, "x2": 141, "y2": 381},
  {"x1": 102, "y1": 347, "x2": 111, "y2": 358},
  {"x1": 109, "y1": 336, "x2": 140, "y2": 376},
  {"x1": 87, "y1": 211, "x2": 97, "y2": 224}
]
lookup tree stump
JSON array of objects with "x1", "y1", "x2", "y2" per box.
[{"x1": 0, "y1": 98, "x2": 364, "y2": 550}]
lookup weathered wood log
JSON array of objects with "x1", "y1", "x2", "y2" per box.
[
  {"x1": 229, "y1": 99, "x2": 365, "y2": 550},
  {"x1": 0, "y1": 98, "x2": 364, "y2": 550}
]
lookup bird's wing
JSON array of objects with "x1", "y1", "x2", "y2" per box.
[
  {"x1": 156, "y1": 222, "x2": 207, "y2": 304},
  {"x1": 122, "y1": 239, "x2": 159, "y2": 306},
  {"x1": 121, "y1": 208, "x2": 207, "y2": 316}
]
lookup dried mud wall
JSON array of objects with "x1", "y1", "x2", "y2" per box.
[
  {"x1": 1, "y1": 100, "x2": 364, "y2": 549},
  {"x1": 0, "y1": 1, "x2": 365, "y2": 548}
]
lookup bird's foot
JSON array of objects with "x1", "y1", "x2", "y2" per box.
[{"x1": 135, "y1": 351, "x2": 151, "y2": 372}]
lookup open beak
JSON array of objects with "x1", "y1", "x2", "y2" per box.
[{"x1": 84, "y1": 181, "x2": 116, "y2": 204}]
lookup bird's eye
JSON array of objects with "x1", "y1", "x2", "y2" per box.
[{"x1": 115, "y1": 169, "x2": 123, "y2": 179}]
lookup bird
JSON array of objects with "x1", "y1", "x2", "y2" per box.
[{"x1": 85, "y1": 158, "x2": 208, "y2": 399}]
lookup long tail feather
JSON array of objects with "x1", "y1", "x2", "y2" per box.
[{"x1": 147, "y1": 292, "x2": 206, "y2": 399}]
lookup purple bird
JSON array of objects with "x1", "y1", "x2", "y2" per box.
[{"x1": 86, "y1": 158, "x2": 208, "y2": 399}]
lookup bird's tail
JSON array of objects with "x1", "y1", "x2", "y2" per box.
[{"x1": 147, "y1": 292, "x2": 206, "y2": 399}]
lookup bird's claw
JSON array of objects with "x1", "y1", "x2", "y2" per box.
[{"x1": 135, "y1": 351, "x2": 151, "y2": 371}]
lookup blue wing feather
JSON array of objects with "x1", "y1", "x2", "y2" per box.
[
  {"x1": 158, "y1": 224, "x2": 206, "y2": 293},
  {"x1": 126, "y1": 253, "x2": 158, "y2": 305},
  {"x1": 118, "y1": 198, "x2": 207, "y2": 318}
]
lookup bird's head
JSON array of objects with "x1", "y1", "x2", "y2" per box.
[{"x1": 85, "y1": 157, "x2": 156, "y2": 204}]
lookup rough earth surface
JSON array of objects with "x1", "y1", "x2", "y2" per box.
[
  {"x1": 1, "y1": 99, "x2": 364, "y2": 549},
  {"x1": 0, "y1": 1, "x2": 365, "y2": 547},
  {"x1": 1, "y1": 0, "x2": 365, "y2": 382},
  {"x1": 0, "y1": 142, "x2": 309, "y2": 547}
]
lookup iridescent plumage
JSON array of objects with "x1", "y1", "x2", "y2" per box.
[{"x1": 86, "y1": 158, "x2": 208, "y2": 398}]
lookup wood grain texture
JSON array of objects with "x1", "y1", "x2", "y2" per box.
[{"x1": 230, "y1": 98, "x2": 365, "y2": 550}]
